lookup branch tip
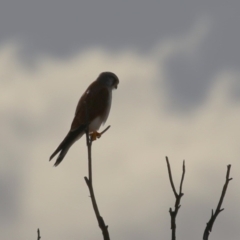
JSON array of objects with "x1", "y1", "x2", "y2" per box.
[
  {"x1": 203, "y1": 165, "x2": 232, "y2": 240},
  {"x1": 100, "y1": 125, "x2": 111, "y2": 136},
  {"x1": 166, "y1": 158, "x2": 186, "y2": 240}
]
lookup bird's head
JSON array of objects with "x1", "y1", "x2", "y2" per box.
[{"x1": 97, "y1": 72, "x2": 119, "y2": 89}]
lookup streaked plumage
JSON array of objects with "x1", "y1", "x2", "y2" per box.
[{"x1": 49, "y1": 72, "x2": 119, "y2": 166}]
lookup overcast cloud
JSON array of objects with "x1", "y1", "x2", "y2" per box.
[{"x1": 0, "y1": 1, "x2": 240, "y2": 240}]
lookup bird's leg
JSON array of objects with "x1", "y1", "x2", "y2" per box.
[{"x1": 90, "y1": 131, "x2": 102, "y2": 141}]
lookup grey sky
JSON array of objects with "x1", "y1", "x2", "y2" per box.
[
  {"x1": 0, "y1": 1, "x2": 237, "y2": 53},
  {"x1": 1, "y1": 1, "x2": 240, "y2": 240},
  {"x1": 1, "y1": 1, "x2": 240, "y2": 110}
]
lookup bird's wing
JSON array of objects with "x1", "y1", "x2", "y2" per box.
[{"x1": 71, "y1": 85, "x2": 110, "y2": 131}]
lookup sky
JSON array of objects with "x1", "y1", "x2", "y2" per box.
[{"x1": 1, "y1": 1, "x2": 240, "y2": 240}]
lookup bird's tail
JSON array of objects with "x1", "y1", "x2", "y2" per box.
[
  {"x1": 49, "y1": 140, "x2": 72, "y2": 167},
  {"x1": 49, "y1": 125, "x2": 86, "y2": 166}
]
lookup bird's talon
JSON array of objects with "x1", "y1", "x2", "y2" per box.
[{"x1": 90, "y1": 131, "x2": 101, "y2": 141}]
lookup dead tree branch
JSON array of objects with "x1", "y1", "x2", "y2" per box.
[
  {"x1": 84, "y1": 102, "x2": 110, "y2": 240},
  {"x1": 37, "y1": 228, "x2": 41, "y2": 240},
  {"x1": 203, "y1": 165, "x2": 232, "y2": 240},
  {"x1": 166, "y1": 156, "x2": 185, "y2": 240}
]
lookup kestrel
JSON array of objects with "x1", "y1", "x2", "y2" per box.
[{"x1": 49, "y1": 72, "x2": 119, "y2": 166}]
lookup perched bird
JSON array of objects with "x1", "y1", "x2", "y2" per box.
[{"x1": 49, "y1": 72, "x2": 119, "y2": 166}]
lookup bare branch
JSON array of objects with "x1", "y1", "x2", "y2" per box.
[
  {"x1": 37, "y1": 228, "x2": 41, "y2": 240},
  {"x1": 166, "y1": 157, "x2": 178, "y2": 198},
  {"x1": 84, "y1": 103, "x2": 110, "y2": 240},
  {"x1": 203, "y1": 165, "x2": 232, "y2": 240},
  {"x1": 179, "y1": 160, "x2": 185, "y2": 194},
  {"x1": 166, "y1": 156, "x2": 185, "y2": 240},
  {"x1": 99, "y1": 125, "x2": 111, "y2": 136}
]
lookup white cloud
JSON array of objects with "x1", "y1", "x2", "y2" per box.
[{"x1": 0, "y1": 19, "x2": 240, "y2": 240}]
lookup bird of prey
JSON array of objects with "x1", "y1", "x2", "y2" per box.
[{"x1": 49, "y1": 72, "x2": 119, "y2": 166}]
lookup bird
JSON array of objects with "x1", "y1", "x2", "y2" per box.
[{"x1": 49, "y1": 72, "x2": 119, "y2": 166}]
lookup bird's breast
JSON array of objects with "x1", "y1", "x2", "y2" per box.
[{"x1": 89, "y1": 116, "x2": 103, "y2": 132}]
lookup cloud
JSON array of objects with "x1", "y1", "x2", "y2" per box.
[{"x1": 0, "y1": 20, "x2": 240, "y2": 240}]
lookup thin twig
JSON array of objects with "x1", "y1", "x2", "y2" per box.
[
  {"x1": 84, "y1": 103, "x2": 110, "y2": 240},
  {"x1": 166, "y1": 157, "x2": 178, "y2": 198},
  {"x1": 203, "y1": 165, "x2": 232, "y2": 240},
  {"x1": 100, "y1": 125, "x2": 111, "y2": 136},
  {"x1": 37, "y1": 228, "x2": 41, "y2": 240},
  {"x1": 166, "y1": 156, "x2": 185, "y2": 240}
]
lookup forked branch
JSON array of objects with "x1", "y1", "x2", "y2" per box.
[
  {"x1": 166, "y1": 156, "x2": 185, "y2": 240},
  {"x1": 203, "y1": 165, "x2": 232, "y2": 240}
]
